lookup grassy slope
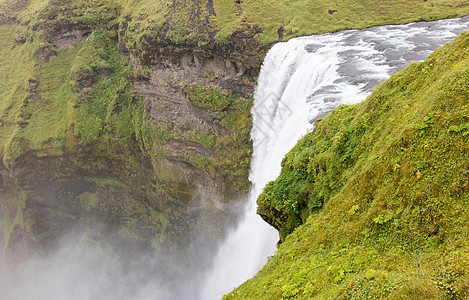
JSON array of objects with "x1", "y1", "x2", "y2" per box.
[
  {"x1": 0, "y1": 0, "x2": 123, "y2": 164},
  {"x1": 228, "y1": 32, "x2": 469, "y2": 299},
  {"x1": 246, "y1": 0, "x2": 469, "y2": 43},
  {"x1": 0, "y1": 1, "x2": 174, "y2": 252}
]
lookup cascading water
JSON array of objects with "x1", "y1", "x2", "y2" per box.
[{"x1": 200, "y1": 16, "x2": 469, "y2": 299}]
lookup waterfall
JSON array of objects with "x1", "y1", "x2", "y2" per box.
[
  {"x1": 2, "y1": 16, "x2": 468, "y2": 300},
  {"x1": 200, "y1": 16, "x2": 469, "y2": 299}
]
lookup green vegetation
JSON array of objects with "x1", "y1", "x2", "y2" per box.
[
  {"x1": 118, "y1": 0, "x2": 469, "y2": 54},
  {"x1": 72, "y1": 30, "x2": 143, "y2": 146},
  {"x1": 0, "y1": 1, "x2": 128, "y2": 164},
  {"x1": 4, "y1": 0, "x2": 464, "y2": 69},
  {"x1": 0, "y1": 0, "x2": 173, "y2": 254},
  {"x1": 228, "y1": 32, "x2": 469, "y2": 299},
  {"x1": 186, "y1": 86, "x2": 235, "y2": 112},
  {"x1": 183, "y1": 85, "x2": 254, "y2": 199},
  {"x1": 236, "y1": 0, "x2": 469, "y2": 45}
]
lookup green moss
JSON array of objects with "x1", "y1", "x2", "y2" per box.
[
  {"x1": 0, "y1": 191, "x2": 29, "y2": 255},
  {"x1": 184, "y1": 86, "x2": 254, "y2": 199},
  {"x1": 0, "y1": 9, "x2": 177, "y2": 250},
  {"x1": 77, "y1": 192, "x2": 99, "y2": 211},
  {"x1": 116, "y1": 0, "x2": 469, "y2": 54},
  {"x1": 149, "y1": 207, "x2": 169, "y2": 248},
  {"x1": 186, "y1": 85, "x2": 234, "y2": 112},
  {"x1": 188, "y1": 131, "x2": 217, "y2": 149},
  {"x1": 239, "y1": 0, "x2": 469, "y2": 45},
  {"x1": 228, "y1": 31, "x2": 469, "y2": 300},
  {"x1": 3, "y1": 0, "x2": 469, "y2": 66},
  {"x1": 72, "y1": 30, "x2": 143, "y2": 146}
]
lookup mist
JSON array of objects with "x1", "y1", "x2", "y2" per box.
[
  {"x1": 1, "y1": 231, "x2": 175, "y2": 300},
  {"x1": 0, "y1": 196, "x2": 245, "y2": 300}
]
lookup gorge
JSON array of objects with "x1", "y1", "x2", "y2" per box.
[{"x1": 1, "y1": 0, "x2": 469, "y2": 299}]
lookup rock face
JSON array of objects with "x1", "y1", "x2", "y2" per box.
[
  {"x1": 0, "y1": 0, "x2": 260, "y2": 266},
  {"x1": 130, "y1": 45, "x2": 257, "y2": 200}
]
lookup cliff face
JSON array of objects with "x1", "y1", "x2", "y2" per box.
[
  {"x1": 0, "y1": 0, "x2": 259, "y2": 263},
  {"x1": 229, "y1": 32, "x2": 469, "y2": 299},
  {"x1": 1, "y1": 0, "x2": 468, "y2": 268}
]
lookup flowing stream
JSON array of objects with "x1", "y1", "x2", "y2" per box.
[{"x1": 200, "y1": 16, "x2": 469, "y2": 299}]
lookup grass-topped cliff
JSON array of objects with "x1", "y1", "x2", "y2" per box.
[
  {"x1": 3, "y1": 0, "x2": 469, "y2": 64},
  {"x1": 228, "y1": 31, "x2": 469, "y2": 299}
]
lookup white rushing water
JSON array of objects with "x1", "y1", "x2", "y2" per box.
[{"x1": 200, "y1": 16, "x2": 469, "y2": 299}]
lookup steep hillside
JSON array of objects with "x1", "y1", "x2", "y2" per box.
[{"x1": 228, "y1": 31, "x2": 469, "y2": 299}]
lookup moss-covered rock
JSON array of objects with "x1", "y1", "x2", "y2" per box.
[{"x1": 0, "y1": 0, "x2": 250, "y2": 261}]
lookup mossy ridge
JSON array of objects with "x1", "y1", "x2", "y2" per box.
[
  {"x1": 120, "y1": 0, "x2": 469, "y2": 51},
  {"x1": 240, "y1": 0, "x2": 469, "y2": 45},
  {"x1": 0, "y1": 0, "x2": 122, "y2": 165},
  {"x1": 112, "y1": 0, "x2": 469, "y2": 72},
  {"x1": 228, "y1": 32, "x2": 469, "y2": 299},
  {"x1": 3, "y1": 0, "x2": 469, "y2": 65}
]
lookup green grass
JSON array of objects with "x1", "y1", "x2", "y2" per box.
[
  {"x1": 227, "y1": 31, "x2": 469, "y2": 300},
  {"x1": 0, "y1": 4, "x2": 175, "y2": 250},
  {"x1": 118, "y1": 0, "x2": 469, "y2": 48},
  {"x1": 0, "y1": 24, "x2": 34, "y2": 156},
  {"x1": 240, "y1": 0, "x2": 469, "y2": 45},
  {"x1": 2, "y1": 0, "x2": 469, "y2": 53}
]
